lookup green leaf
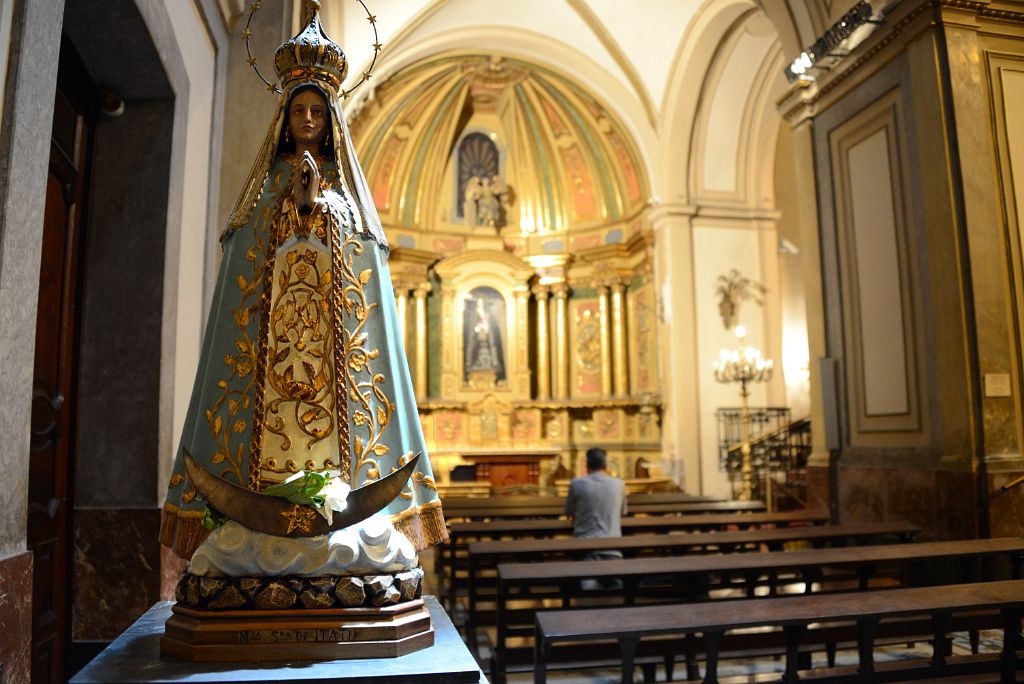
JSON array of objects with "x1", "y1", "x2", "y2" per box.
[
  {"x1": 202, "y1": 505, "x2": 230, "y2": 531},
  {"x1": 262, "y1": 470, "x2": 329, "y2": 506}
]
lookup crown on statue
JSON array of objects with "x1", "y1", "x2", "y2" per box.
[{"x1": 275, "y1": 1, "x2": 348, "y2": 90}]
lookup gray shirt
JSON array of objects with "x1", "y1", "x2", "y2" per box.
[{"x1": 564, "y1": 471, "x2": 627, "y2": 539}]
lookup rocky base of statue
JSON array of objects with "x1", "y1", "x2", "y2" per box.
[
  {"x1": 174, "y1": 567, "x2": 424, "y2": 610},
  {"x1": 162, "y1": 569, "x2": 432, "y2": 662}
]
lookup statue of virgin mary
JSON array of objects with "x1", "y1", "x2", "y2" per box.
[{"x1": 160, "y1": 3, "x2": 445, "y2": 561}]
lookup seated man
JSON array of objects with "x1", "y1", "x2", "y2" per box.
[{"x1": 565, "y1": 447, "x2": 627, "y2": 590}]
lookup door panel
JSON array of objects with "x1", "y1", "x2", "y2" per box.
[{"x1": 28, "y1": 50, "x2": 94, "y2": 684}]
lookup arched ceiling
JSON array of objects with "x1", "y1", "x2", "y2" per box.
[
  {"x1": 312, "y1": 0, "x2": 821, "y2": 123},
  {"x1": 348, "y1": 53, "x2": 649, "y2": 234}
]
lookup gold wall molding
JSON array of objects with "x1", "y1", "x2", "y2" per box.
[{"x1": 780, "y1": 0, "x2": 1024, "y2": 126}]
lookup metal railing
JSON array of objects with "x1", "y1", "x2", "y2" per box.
[{"x1": 716, "y1": 407, "x2": 812, "y2": 509}]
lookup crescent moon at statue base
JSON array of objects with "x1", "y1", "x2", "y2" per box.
[{"x1": 183, "y1": 451, "x2": 420, "y2": 538}]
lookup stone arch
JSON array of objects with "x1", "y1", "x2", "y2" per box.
[{"x1": 350, "y1": 25, "x2": 659, "y2": 202}]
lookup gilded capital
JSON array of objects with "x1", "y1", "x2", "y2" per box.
[{"x1": 413, "y1": 282, "x2": 431, "y2": 299}]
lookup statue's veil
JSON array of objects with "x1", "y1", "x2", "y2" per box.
[{"x1": 224, "y1": 69, "x2": 385, "y2": 248}]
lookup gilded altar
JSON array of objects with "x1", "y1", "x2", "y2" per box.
[{"x1": 349, "y1": 54, "x2": 663, "y2": 486}]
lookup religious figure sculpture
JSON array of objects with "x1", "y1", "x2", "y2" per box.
[
  {"x1": 463, "y1": 293, "x2": 506, "y2": 387},
  {"x1": 159, "y1": 3, "x2": 445, "y2": 659},
  {"x1": 468, "y1": 298, "x2": 499, "y2": 371},
  {"x1": 463, "y1": 174, "x2": 512, "y2": 229},
  {"x1": 462, "y1": 175, "x2": 482, "y2": 228}
]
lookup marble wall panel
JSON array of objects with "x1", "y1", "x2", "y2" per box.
[
  {"x1": 885, "y1": 467, "x2": 938, "y2": 535},
  {"x1": 160, "y1": 544, "x2": 186, "y2": 602},
  {"x1": 838, "y1": 465, "x2": 887, "y2": 524},
  {"x1": 839, "y1": 465, "x2": 976, "y2": 541},
  {"x1": 988, "y1": 471, "x2": 1024, "y2": 539},
  {"x1": 804, "y1": 463, "x2": 833, "y2": 517},
  {"x1": 73, "y1": 509, "x2": 161, "y2": 640},
  {"x1": 0, "y1": 550, "x2": 32, "y2": 684},
  {"x1": 75, "y1": 99, "x2": 172, "y2": 509},
  {"x1": 938, "y1": 469, "x2": 979, "y2": 540}
]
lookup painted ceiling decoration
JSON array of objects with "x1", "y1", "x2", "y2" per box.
[{"x1": 349, "y1": 53, "x2": 649, "y2": 235}]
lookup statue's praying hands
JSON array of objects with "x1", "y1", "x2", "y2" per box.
[{"x1": 292, "y1": 151, "x2": 321, "y2": 214}]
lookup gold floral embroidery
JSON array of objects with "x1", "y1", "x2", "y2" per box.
[
  {"x1": 329, "y1": 192, "x2": 352, "y2": 480},
  {"x1": 203, "y1": 176, "x2": 281, "y2": 489},
  {"x1": 393, "y1": 451, "x2": 439, "y2": 502},
  {"x1": 339, "y1": 233, "x2": 394, "y2": 486},
  {"x1": 264, "y1": 246, "x2": 335, "y2": 451}
]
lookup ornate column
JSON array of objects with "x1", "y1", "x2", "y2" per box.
[
  {"x1": 532, "y1": 285, "x2": 551, "y2": 400},
  {"x1": 513, "y1": 287, "x2": 532, "y2": 396},
  {"x1": 611, "y1": 279, "x2": 628, "y2": 396},
  {"x1": 552, "y1": 284, "x2": 570, "y2": 399},
  {"x1": 597, "y1": 283, "x2": 612, "y2": 396},
  {"x1": 395, "y1": 284, "x2": 409, "y2": 350},
  {"x1": 413, "y1": 283, "x2": 430, "y2": 400}
]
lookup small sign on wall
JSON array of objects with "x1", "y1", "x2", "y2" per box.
[{"x1": 984, "y1": 373, "x2": 1012, "y2": 397}]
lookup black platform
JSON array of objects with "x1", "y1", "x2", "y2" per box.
[{"x1": 69, "y1": 595, "x2": 486, "y2": 683}]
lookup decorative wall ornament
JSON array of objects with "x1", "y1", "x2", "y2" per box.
[
  {"x1": 574, "y1": 312, "x2": 602, "y2": 375},
  {"x1": 715, "y1": 269, "x2": 767, "y2": 330}
]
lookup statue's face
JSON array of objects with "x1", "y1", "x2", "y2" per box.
[{"x1": 288, "y1": 90, "x2": 328, "y2": 149}]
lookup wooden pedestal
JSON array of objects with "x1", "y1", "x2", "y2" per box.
[{"x1": 160, "y1": 598, "x2": 434, "y2": 662}]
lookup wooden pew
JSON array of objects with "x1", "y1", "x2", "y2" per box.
[
  {"x1": 443, "y1": 491, "x2": 724, "y2": 509},
  {"x1": 533, "y1": 579, "x2": 1024, "y2": 684},
  {"x1": 491, "y1": 538, "x2": 1024, "y2": 683},
  {"x1": 442, "y1": 510, "x2": 828, "y2": 609},
  {"x1": 466, "y1": 522, "x2": 920, "y2": 648},
  {"x1": 441, "y1": 498, "x2": 761, "y2": 522}
]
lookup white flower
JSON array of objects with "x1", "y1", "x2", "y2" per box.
[{"x1": 319, "y1": 477, "x2": 351, "y2": 524}]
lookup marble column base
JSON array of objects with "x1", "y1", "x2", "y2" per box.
[
  {"x1": 0, "y1": 550, "x2": 33, "y2": 684},
  {"x1": 73, "y1": 508, "x2": 161, "y2": 640}
]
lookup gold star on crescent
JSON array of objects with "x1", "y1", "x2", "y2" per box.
[
  {"x1": 373, "y1": 42, "x2": 383, "y2": 51},
  {"x1": 363, "y1": 70, "x2": 372, "y2": 80},
  {"x1": 242, "y1": 28, "x2": 253, "y2": 40},
  {"x1": 266, "y1": 81, "x2": 279, "y2": 93},
  {"x1": 246, "y1": 56, "x2": 257, "y2": 66},
  {"x1": 250, "y1": 1, "x2": 260, "y2": 10},
  {"x1": 281, "y1": 504, "x2": 316, "y2": 534},
  {"x1": 342, "y1": 90, "x2": 351, "y2": 100},
  {"x1": 367, "y1": 14, "x2": 377, "y2": 24}
]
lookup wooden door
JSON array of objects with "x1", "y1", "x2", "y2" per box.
[{"x1": 29, "y1": 44, "x2": 94, "y2": 684}]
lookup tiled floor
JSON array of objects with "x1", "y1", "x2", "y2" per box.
[{"x1": 475, "y1": 627, "x2": 1005, "y2": 682}]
